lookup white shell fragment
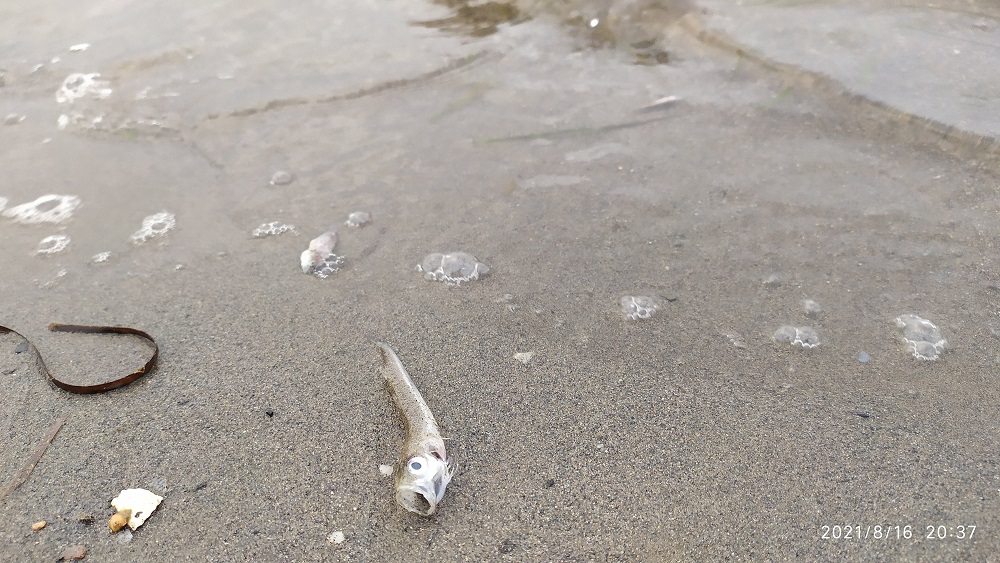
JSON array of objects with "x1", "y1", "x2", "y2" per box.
[
  {"x1": 896, "y1": 314, "x2": 947, "y2": 360},
  {"x1": 328, "y1": 531, "x2": 346, "y2": 545},
  {"x1": 418, "y1": 252, "x2": 489, "y2": 285},
  {"x1": 620, "y1": 296, "x2": 657, "y2": 320},
  {"x1": 773, "y1": 325, "x2": 820, "y2": 348},
  {"x1": 513, "y1": 352, "x2": 534, "y2": 364},
  {"x1": 378, "y1": 464, "x2": 394, "y2": 477},
  {"x1": 110, "y1": 488, "x2": 163, "y2": 531},
  {"x1": 300, "y1": 231, "x2": 343, "y2": 278}
]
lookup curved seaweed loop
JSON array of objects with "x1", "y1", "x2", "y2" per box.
[{"x1": 0, "y1": 323, "x2": 158, "y2": 394}]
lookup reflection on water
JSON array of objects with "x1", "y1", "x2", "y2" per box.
[{"x1": 414, "y1": 0, "x2": 531, "y2": 37}]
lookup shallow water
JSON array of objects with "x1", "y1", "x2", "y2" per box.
[{"x1": 2, "y1": 1, "x2": 999, "y2": 561}]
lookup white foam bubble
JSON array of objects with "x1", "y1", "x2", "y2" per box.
[
  {"x1": 620, "y1": 296, "x2": 657, "y2": 320},
  {"x1": 773, "y1": 325, "x2": 820, "y2": 348},
  {"x1": 68, "y1": 43, "x2": 90, "y2": 52},
  {"x1": 36, "y1": 234, "x2": 70, "y2": 255},
  {"x1": 802, "y1": 299, "x2": 822, "y2": 317},
  {"x1": 895, "y1": 314, "x2": 947, "y2": 360},
  {"x1": 418, "y1": 252, "x2": 489, "y2": 285},
  {"x1": 56, "y1": 73, "x2": 112, "y2": 103},
  {"x1": 252, "y1": 221, "x2": 297, "y2": 238},
  {"x1": 344, "y1": 211, "x2": 371, "y2": 228},
  {"x1": 3, "y1": 194, "x2": 80, "y2": 224},
  {"x1": 131, "y1": 211, "x2": 176, "y2": 244},
  {"x1": 92, "y1": 251, "x2": 112, "y2": 263},
  {"x1": 269, "y1": 170, "x2": 294, "y2": 186}
]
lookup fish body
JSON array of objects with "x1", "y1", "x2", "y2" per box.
[{"x1": 376, "y1": 342, "x2": 453, "y2": 516}]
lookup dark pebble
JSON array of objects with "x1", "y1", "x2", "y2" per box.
[
  {"x1": 498, "y1": 539, "x2": 516, "y2": 554},
  {"x1": 14, "y1": 341, "x2": 28, "y2": 354},
  {"x1": 265, "y1": 410, "x2": 274, "y2": 418},
  {"x1": 543, "y1": 478, "x2": 555, "y2": 488}
]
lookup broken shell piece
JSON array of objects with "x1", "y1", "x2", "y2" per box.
[
  {"x1": 328, "y1": 531, "x2": 346, "y2": 545},
  {"x1": 108, "y1": 509, "x2": 131, "y2": 533},
  {"x1": 513, "y1": 352, "x2": 534, "y2": 364},
  {"x1": 32, "y1": 520, "x2": 46, "y2": 531},
  {"x1": 301, "y1": 231, "x2": 343, "y2": 278},
  {"x1": 110, "y1": 488, "x2": 163, "y2": 531},
  {"x1": 378, "y1": 464, "x2": 394, "y2": 477}
]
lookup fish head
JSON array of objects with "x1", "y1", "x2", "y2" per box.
[{"x1": 394, "y1": 452, "x2": 452, "y2": 516}]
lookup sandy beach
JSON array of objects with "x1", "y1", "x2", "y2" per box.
[{"x1": 2, "y1": 1, "x2": 998, "y2": 560}]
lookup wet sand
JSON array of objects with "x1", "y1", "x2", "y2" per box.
[{"x1": 1, "y1": 1, "x2": 999, "y2": 561}]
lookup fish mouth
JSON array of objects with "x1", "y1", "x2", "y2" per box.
[{"x1": 396, "y1": 479, "x2": 443, "y2": 516}]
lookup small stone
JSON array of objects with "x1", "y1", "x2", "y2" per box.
[
  {"x1": 857, "y1": 351, "x2": 871, "y2": 364},
  {"x1": 14, "y1": 341, "x2": 27, "y2": 354},
  {"x1": 498, "y1": 539, "x2": 516, "y2": 554},
  {"x1": 543, "y1": 478, "x2": 556, "y2": 488},
  {"x1": 31, "y1": 520, "x2": 46, "y2": 531},
  {"x1": 378, "y1": 464, "x2": 394, "y2": 477},
  {"x1": 58, "y1": 545, "x2": 87, "y2": 561}
]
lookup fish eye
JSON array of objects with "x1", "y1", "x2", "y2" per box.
[{"x1": 407, "y1": 456, "x2": 426, "y2": 473}]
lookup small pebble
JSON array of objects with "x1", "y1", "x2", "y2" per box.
[
  {"x1": 378, "y1": 464, "x2": 393, "y2": 477},
  {"x1": 58, "y1": 545, "x2": 87, "y2": 561},
  {"x1": 14, "y1": 341, "x2": 28, "y2": 354},
  {"x1": 857, "y1": 351, "x2": 871, "y2": 364},
  {"x1": 31, "y1": 520, "x2": 46, "y2": 531}
]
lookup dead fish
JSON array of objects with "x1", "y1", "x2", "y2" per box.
[{"x1": 375, "y1": 342, "x2": 453, "y2": 516}]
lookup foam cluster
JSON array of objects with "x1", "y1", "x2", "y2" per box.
[
  {"x1": 773, "y1": 325, "x2": 821, "y2": 348},
  {"x1": 131, "y1": 211, "x2": 176, "y2": 244},
  {"x1": 895, "y1": 314, "x2": 947, "y2": 360},
  {"x1": 56, "y1": 73, "x2": 112, "y2": 103},
  {"x1": 37, "y1": 234, "x2": 70, "y2": 255},
  {"x1": 2, "y1": 194, "x2": 80, "y2": 224},
  {"x1": 620, "y1": 296, "x2": 657, "y2": 320},
  {"x1": 252, "y1": 221, "x2": 297, "y2": 238},
  {"x1": 418, "y1": 252, "x2": 489, "y2": 285}
]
